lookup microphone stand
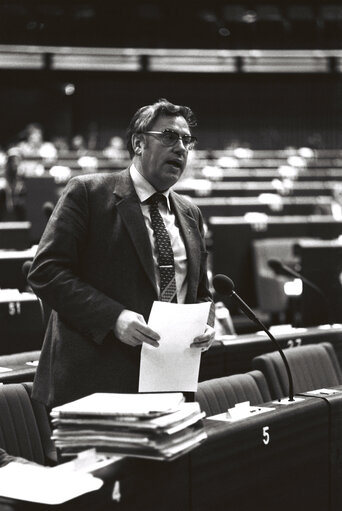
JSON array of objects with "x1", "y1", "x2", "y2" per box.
[{"x1": 231, "y1": 290, "x2": 295, "y2": 402}]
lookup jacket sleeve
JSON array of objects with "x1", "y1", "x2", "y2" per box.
[
  {"x1": 28, "y1": 177, "x2": 125, "y2": 345},
  {"x1": 194, "y1": 205, "x2": 215, "y2": 328}
]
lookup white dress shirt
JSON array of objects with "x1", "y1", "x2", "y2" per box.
[{"x1": 130, "y1": 164, "x2": 188, "y2": 303}]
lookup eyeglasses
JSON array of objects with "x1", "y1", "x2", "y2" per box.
[{"x1": 143, "y1": 129, "x2": 197, "y2": 150}]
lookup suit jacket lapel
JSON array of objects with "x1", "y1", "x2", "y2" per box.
[
  {"x1": 170, "y1": 192, "x2": 201, "y2": 302},
  {"x1": 113, "y1": 169, "x2": 158, "y2": 294}
]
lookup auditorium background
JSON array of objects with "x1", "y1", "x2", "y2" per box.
[{"x1": 2, "y1": 1, "x2": 342, "y2": 510}]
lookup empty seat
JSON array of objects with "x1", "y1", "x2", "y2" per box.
[
  {"x1": 252, "y1": 342, "x2": 342, "y2": 400},
  {"x1": 196, "y1": 370, "x2": 271, "y2": 416},
  {"x1": 0, "y1": 382, "x2": 56, "y2": 465}
]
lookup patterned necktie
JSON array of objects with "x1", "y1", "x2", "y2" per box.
[{"x1": 148, "y1": 193, "x2": 177, "y2": 302}]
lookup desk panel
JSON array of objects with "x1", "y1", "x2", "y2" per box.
[
  {"x1": 175, "y1": 181, "x2": 337, "y2": 198},
  {"x1": 300, "y1": 387, "x2": 342, "y2": 511},
  {"x1": 23, "y1": 176, "x2": 58, "y2": 244},
  {"x1": 0, "y1": 295, "x2": 44, "y2": 355},
  {"x1": 191, "y1": 398, "x2": 330, "y2": 511},
  {"x1": 0, "y1": 248, "x2": 35, "y2": 291},
  {"x1": 113, "y1": 455, "x2": 189, "y2": 511},
  {"x1": 0, "y1": 222, "x2": 31, "y2": 250},
  {"x1": 196, "y1": 198, "x2": 330, "y2": 219},
  {"x1": 0, "y1": 397, "x2": 332, "y2": 511}
]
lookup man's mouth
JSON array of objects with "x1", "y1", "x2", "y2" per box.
[{"x1": 166, "y1": 159, "x2": 183, "y2": 169}]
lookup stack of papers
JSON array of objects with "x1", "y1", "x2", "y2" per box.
[{"x1": 51, "y1": 392, "x2": 207, "y2": 461}]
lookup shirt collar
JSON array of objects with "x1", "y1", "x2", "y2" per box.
[{"x1": 130, "y1": 164, "x2": 171, "y2": 209}]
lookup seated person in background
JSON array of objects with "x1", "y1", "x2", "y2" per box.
[
  {"x1": 18, "y1": 123, "x2": 57, "y2": 161},
  {"x1": 102, "y1": 135, "x2": 128, "y2": 159},
  {"x1": 17, "y1": 123, "x2": 57, "y2": 176},
  {"x1": 70, "y1": 134, "x2": 88, "y2": 156},
  {"x1": 51, "y1": 136, "x2": 70, "y2": 156},
  {"x1": 0, "y1": 148, "x2": 26, "y2": 221}
]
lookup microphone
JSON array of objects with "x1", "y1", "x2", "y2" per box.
[
  {"x1": 268, "y1": 258, "x2": 320, "y2": 293},
  {"x1": 213, "y1": 273, "x2": 295, "y2": 402},
  {"x1": 268, "y1": 257, "x2": 333, "y2": 323}
]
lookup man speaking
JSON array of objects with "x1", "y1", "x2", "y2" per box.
[{"x1": 28, "y1": 98, "x2": 215, "y2": 408}]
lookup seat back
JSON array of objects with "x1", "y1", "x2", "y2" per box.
[
  {"x1": 196, "y1": 370, "x2": 272, "y2": 417},
  {"x1": 0, "y1": 382, "x2": 56, "y2": 465},
  {"x1": 252, "y1": 342, "x2": 342, "y2": 400}
]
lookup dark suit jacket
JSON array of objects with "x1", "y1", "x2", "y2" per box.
[{"x1": 28, "y1": 169, "x2": 213, "y2": 408}]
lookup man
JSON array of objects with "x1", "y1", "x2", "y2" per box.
[{"x1": 28, "y1": 98, "x2": 215, "y2": 408}]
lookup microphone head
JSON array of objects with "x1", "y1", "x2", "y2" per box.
[
  {"x1": 213, "y1": 274, "x2": 235, "y2": 296},
  {"x1": 268, "y1": 258, "x2": 283, "y2": 273}
]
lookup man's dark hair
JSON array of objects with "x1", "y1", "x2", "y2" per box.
[{"x1": 126, "y1": 98, "x2": 197, "y2": 158}]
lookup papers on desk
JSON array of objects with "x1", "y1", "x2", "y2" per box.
[
  {"x1": 0, "y1": 366, "x2": 12, "y2": 373},
  {"x1": 139, "y1": 301, "x2": 211, "y2": 392},
  {"x1": 0, "y1": 461, "x2": 103, "y2": 505},
  {"x1": 25, "y1": 360, "x2": 39, "y2": 366},
  {"x1": 305, "y1": 388, "x2": 340, "y2": 396},
  {"x1": 51, "y1": 392, "x2": 207, "y2": 461},
  {"x1": 51, "y1": 391, "x2": 185, "y2": 418},
  {"x1": 208, "y1": 403, "x2": 275, "y2": 422}
]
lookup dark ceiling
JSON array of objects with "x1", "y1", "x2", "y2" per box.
[{"x1": 0, "y1": 1, "x2": 342, "y2": 49}]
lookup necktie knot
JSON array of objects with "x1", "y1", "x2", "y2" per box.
[{"x1": 148, "y1": 192, "x2": 166, "y2": 207}]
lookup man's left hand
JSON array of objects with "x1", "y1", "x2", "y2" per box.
[{"x1": 190, "y1": 325, "x2": 215, "y2": 352}]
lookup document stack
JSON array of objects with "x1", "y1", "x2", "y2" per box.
[{"x1": 51, "y1": 392, "x2": 207, "y2": 461}]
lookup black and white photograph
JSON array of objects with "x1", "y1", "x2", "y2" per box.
[{"x1": 0, "y1": 1, "x2": 342, "y2": 509}]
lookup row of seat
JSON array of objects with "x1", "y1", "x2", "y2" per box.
[
  {"x1": 197, "y1": 341, "x2": 342, "y2": 415},
  {"x1": 0, "y1": 341, "x2": 340, "y2": 468}
]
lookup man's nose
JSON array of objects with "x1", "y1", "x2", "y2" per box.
[{"x1": 173, "y1": 137, "x2": 187, "y2": 153}]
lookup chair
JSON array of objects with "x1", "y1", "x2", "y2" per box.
[
  {"x1": 252, "y1": 342, "x2": 342, "y2": 400},
  {"x1": 196, "y1": 370, "x2": 271, "y2": 417},
  {"x1": 0, "y1": 382, "x2": 56, "y2": 465}
]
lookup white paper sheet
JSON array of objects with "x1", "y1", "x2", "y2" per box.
[
  {"x1": 51, "y1": 391, "x2": 185, "y2": 417},
  {"x1": 0, "y1": 366, "x2": 12, "y2": 373},
  {"x1": 0, "y1": 462, "x2": 103, "y2": 505},
  {"x1": 139, "y1": 301, "x2": 211, "y2": 392}
]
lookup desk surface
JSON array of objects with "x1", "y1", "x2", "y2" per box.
[
  {"x1": 0, "y1": 395, "x2": 336, "y2": 511},
  {"x1": 94, "y1": 396, "x2": 331, "y2": 511},
  {"x1": 199, "y1": 324, "x2": 342, "y2": 381}
]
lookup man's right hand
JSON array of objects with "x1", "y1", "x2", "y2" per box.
[{"x1": 113, "y1": 309, "x2": 160, "y2": 348}]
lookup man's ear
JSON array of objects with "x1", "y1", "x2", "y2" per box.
[{"x1": 132, "y1": 134, "x2": 144, "y2": 155}]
